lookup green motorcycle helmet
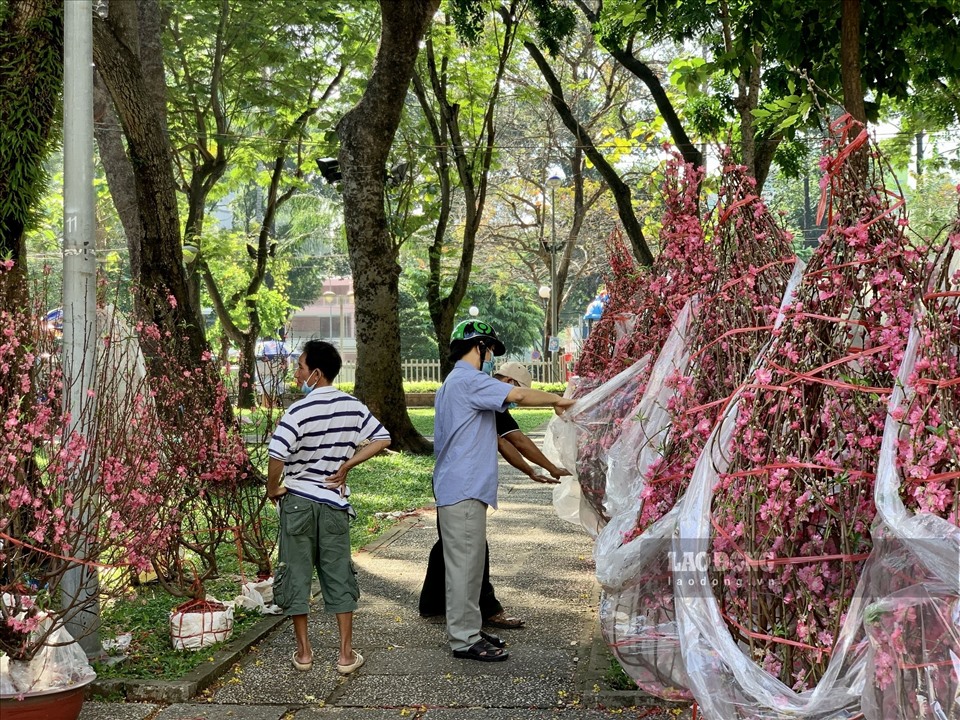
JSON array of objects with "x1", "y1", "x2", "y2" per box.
[{"x1": 450, "y1": 319, "x2": 506, "y2": 356}]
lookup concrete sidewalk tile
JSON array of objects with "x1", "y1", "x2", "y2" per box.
[
  {"x1": 90, "y1": 463, "x2": 687, "y2": 717},
  {"x1": 207, "y1": 657, "x2": 340, "y2": 706},
  {"x1": 79, "y1": 701, "x2": 160, "y2": 720},
  {"x1": 333, "y1": 673, "x2": 571, "y2": 709},
  {"x1": 154, "y1": 704, "x2": 289, "y2": 719}
]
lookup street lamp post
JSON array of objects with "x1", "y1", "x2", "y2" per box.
[
  {"x1": 545, "y1": 167, "x2": 565, "y2": 382},
  {"x1": 538, "y1": 284, "x2": 551, "y2": 369}
]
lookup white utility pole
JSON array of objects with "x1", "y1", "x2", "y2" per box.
[{"x1": 62, "y1": 0, "x2": 101, "y2": 656}]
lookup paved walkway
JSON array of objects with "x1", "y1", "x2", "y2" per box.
[{"x1": 80, "y1": 460, "x2": 689, "y2": 719}]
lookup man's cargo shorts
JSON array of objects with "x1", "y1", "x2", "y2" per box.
[{"x1": 272, "y1": 495, "x2": 359, "y2": 616}]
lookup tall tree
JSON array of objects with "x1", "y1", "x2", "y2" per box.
[
  {"x1": 481, "y1": 20, "x2": 652, "y2": 342},
  {"x1": 524, "y1": 39, "x2": 654, "y2": 266},
  {"x1": 337, "y1": 0, "x2": 440, "y2": 453},
  {"x1": 0, "y1": 0, "x2": 62, "y2": 306},
  {"x1": 411, "y1": 4, "x2": 522, "y2": 376},
  {"x1": 159, "y1": 1, "x2": 360, "y2": 406},
  {"x1": 92, "y1": 0, "x2": 210, "y2": 370},
  {"x1": 573, "y1": 0, "x2": 703, "y2": 172}
]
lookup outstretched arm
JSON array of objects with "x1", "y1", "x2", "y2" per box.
[
  {"x1": 502, "y1": 430, "x2": 570, "y2": 479},
  {"x1": 498, "y1": 436, "x2": 558, "y2": 484},
  {"x1": 505, "y1": 386, "x2": 575, "y2": 415}
]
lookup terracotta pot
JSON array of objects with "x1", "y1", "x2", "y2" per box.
[{"x1": 0, "y1": 678, "x2": 91, "y2": 720}]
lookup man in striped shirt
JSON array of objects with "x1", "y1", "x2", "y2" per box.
[{"x1": 267, "y1": 340, "x2": 390, "y2": 676}]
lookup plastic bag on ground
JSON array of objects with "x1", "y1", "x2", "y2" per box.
[{"x1": 234, "y1": 577, "x2": 282, "y2": 615}]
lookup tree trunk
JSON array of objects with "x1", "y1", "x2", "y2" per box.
[
  {"x1": 0, "y1": 0, "x2": 63, "y2": 304},
  {"x1": 237, "y1": 332, "x2": 258, "y2": 409},
  {"x1": 736, "y1": 42, "x2": 763, "y2": 179},
  {"x1": 93, "y1": 73, "x2": 143, "y2": 277},
  {"x1": 753, "y1": 134, "x2": 782, "y2": 194},
  {"x1": 93, "y1": 5, "x2": 209, "y2": 370},
  {"x1": 840, "y1": 0, "x2": 868, "y2": 179},
  {"x1": 337, "y1": 0, "x2": 438, "y2": 454},
  {"x1": 840, "y1": 0, "x2": 867, "y2": 126}
]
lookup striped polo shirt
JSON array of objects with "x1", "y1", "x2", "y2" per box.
[{"x1": 268, "y1": 385, "x2": 390, "y2": 513}]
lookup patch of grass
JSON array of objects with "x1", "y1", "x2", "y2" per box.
[
  {"x1": 511, "y1": 408, "x2": 554, "y2": 433},
  {"x1": 348, "y1": 452, "x2": 436, "y2": 548},
  {"x1": 603, "y1": 656, "x2": 638, "y2": 691},
  {"x1": 94, "y1": 585, "x2": 262, "y2": 680},
  {"x1": 405, "y1": 407, "x2": 554, "y2": 437},
  {"x1": 407, "y1": 408, "x2": 436, "y2": 436}
]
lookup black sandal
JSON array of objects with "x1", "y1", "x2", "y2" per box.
[
  {"x1": 453, "y1": 638, "x2": 509, "y2": 662},
  {"x1": 480, "y1": 630, "x2": 505, "y2": 648}
]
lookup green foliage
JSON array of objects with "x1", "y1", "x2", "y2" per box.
[
  {"x1": 276, "y1": 191, "x2": 350, "y2": 309},
  {"x1": 161, "y1": 0, "x2": 374, "y2": 350},
  {"x1": 751, "y1": 87, "x2": 815, "y2": 136},
  {"x1": 399, "y1": 281, "x2": 440, "y2": 360},
  {"x1": 446, "y1": 0, "x2": 576, "y2": 55},
  {"x1": 903, "y1": 172, "x2": 959, "y2": 240},
  {"x1": 603, "y1": 655, "x2": 637, "y2": 691},
  {"x1": 526, "y1": 0, "x2": 578, "y2": 56},
  {"x1": 460, "y1": 284, "x2": 545, "y2": 358},
  {"x1": 200, "y1": 229, "x2": 294, "y2": 345},
  {"x1": 668, "y1": 56, "x2": 711, "y2": 97},
  {"x1": 686, "y1": 94, "x2": 727, "y2": 137},
  {"x1": 448, "y1": 0, "x2": 486, "y2": 44},
  {"x1": 772, "y1": 137, "x2": 810, "y2": 180},
  {"x1": 94, "y1": 586, "x2": 261, "y2": 680},
  {"x1": 0, "y1": 0, "x2": 63, "y2": 259}
]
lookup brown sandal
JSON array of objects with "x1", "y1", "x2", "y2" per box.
[{"x1": 484, "y1": 611, "x2": 524, "y2": 629}]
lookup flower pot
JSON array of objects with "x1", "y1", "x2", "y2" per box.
[{"x1": 0, "y1": 676, "x2": 92, "y2": 720}]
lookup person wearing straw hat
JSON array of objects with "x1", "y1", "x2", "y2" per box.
[{"x1": 493, "y1": 362, "x2": 572, "y2": 486}]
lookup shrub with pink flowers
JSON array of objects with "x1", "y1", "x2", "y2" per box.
[
  {"x1": 0, "y1": 270, "x2": 250, "y2": 667},
  {"x1": 705, "y1": 120, "x2": 930, "y2": 692},
  {"x1": 631, "y1": 158, "x2": 797, "y2": 537},
  {"x1": 860, "y1": 230, "x2": 959, "y2": 718},
  {"x1": 584, "y1": 156, "x2": 798, "y2": 700}
]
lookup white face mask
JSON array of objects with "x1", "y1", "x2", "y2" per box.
[
  {"x1": 479, "y1": 345, "x2": 494, "y2": 374},
  {"x1": 300, "y1": 369, "x2": 317, "y2": 394}
]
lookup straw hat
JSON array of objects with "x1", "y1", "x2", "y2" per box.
[{"x1": 496, "y1": 361, "x2": 532, "y2": 388}]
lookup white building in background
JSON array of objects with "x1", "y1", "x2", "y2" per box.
[{"x1": 288, "y1": 276, "x2": 356, "y2": 361}]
